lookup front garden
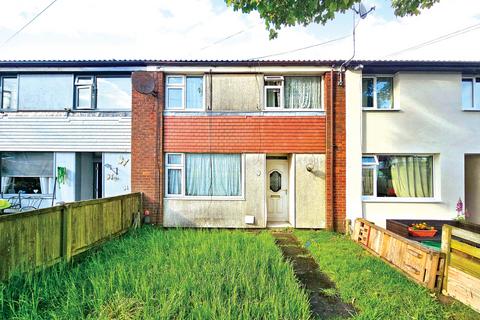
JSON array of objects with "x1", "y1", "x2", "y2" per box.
[{"x1": 0, "y1": 228, "x2": 477, "y2": 319}]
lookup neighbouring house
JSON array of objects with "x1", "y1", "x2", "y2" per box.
[
  {"x1": 0, "y1": 61, "x2": 137, "y2": 209},
  {"x1": 1, "y1": 60, "x2": 479, "y2": 231},
  {"x1": 345, "y1": 60, "x2": 480, "y2": 228}
]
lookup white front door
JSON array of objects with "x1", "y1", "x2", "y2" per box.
[{"x1": 267, "y1": 159, "x2": 289, "y2": 222}]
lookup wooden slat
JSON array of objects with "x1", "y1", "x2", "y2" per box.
[
  {"x1": 450, "y1": 252, "x2": 480, "y2": 279},
  {"x1": 451, "y1": 227, "x2": 480, "y2": 245},
  {"x1": 447, "y1": 267, "x2": 480, "y2": 313},
  {"x1": 451, "y1": 239, "x2": 480, "y2": 259}
]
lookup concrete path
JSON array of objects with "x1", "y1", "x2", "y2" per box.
[{"x1": 272, "y1": 232, "x2": 355, "y2": 319}]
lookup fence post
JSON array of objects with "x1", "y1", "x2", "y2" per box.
[
  {"x1": 62, "y1": 205, "x2": 73, "y2": 263},
  {"x1": 441, "y1": 224, "x2": 452, "y2": 295}
]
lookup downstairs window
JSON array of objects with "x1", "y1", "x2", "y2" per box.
[
  {"x1": 362, "y1": 155, "x2": 433, "y2": 199},
  {"x1": 165, "y1": 153, "x2": 242, "y2": 198},
  {"x1": 0, "y1": 152, "x2": 54, "y2": 194}
]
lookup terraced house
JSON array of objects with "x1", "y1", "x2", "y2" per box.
[
  {"x1": 0, "y1": 60, "x2": 137, "y2": 209},
  {"x1": 1, "y1": 60, "x2": 479, "y2": 231}
]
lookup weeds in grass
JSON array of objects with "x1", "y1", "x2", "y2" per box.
[
  {"x1": 1, "y1": 228, "x2": 311, "y2": 320},
  {"x1": 295, "y1": 230, "x2": 479, "y2": 320}
]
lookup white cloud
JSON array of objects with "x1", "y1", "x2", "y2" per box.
[{"x1": 0, "y1": 0, "x2": 478, "y2": 61}]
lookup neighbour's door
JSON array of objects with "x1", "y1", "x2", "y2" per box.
[{"x1": 266, "y1": 159, "x2": 289, "y2": 222}]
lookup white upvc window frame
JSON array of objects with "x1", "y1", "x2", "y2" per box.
[
  {"x1": 362, "y1": 75, "x2": 395, "y2": 110},
  {"x1": 165, "y1": 75, "x2": 205, "y2": 111},
  {"x1": 164, "y1": 153, "x2": 245, "y2": 200},
  {"x1": 461, "y1": 77, "x2": 480, "y2": 110},
  {"x1": 264, "y1": 76, "x2": 285, "y2": 110},
  {"x1": 361, "y1": 154, "x2": 437, "y2": 203},
  {"x1": 74, "y1": 76, "x2": 95, "y2": 110},
  {"x1": 264, "y1": 75, "x2": 324, "y2": 111},
  {"x1": 165, "y1": 153, "x2": 185, "y2": 196}
]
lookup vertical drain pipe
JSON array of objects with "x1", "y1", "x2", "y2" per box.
[{"x1": 329, "y1": 67, "x2": 336, "y2": 231}]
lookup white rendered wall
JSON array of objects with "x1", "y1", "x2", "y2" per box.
[
  {"x1": 357, "y1": 72, "x2": 480, "y2": 227},
  {"x1": 103, "y1": 152, "x2": 131, "y2": 197}
]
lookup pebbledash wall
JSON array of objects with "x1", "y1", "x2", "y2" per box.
[{"x1": 131, "y1": 67, "x2": 347, "y2": 231}]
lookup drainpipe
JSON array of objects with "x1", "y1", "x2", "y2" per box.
[{"x1": 328, "y1": 67, "x2": 336, "y2": 231}]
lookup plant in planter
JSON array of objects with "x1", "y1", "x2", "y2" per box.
[
  {"x1": 408, "y1": 222, "x2": 437, "y2": 237},
  {"x1": 455, "y1": 198, "x2": 465, "y2": 222}
]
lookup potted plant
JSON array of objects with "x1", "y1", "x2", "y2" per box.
[{"x1": 408, "y1": 222, "x2": 437, "y2": 237}]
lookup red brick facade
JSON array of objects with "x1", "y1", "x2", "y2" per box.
[
  {"x1": 164, "y1": 116, "x2": 326, "y2": 153},
  {"x1": 131, "y1": 72, "x2": 164, "y2": 224},
  {"x1": 131, "y1": 70, "x2": 346, "y2": 231},
  {"x1": 324, "y1": 71, "x2": 346, "y2": 232}
]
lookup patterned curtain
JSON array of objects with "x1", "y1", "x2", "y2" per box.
[
  {"x1": 284, "y1": 77, "x2": 321, "y2": 109},
  {"x1": 390, "y1": 156, "x2": 432, "y2": 197}
]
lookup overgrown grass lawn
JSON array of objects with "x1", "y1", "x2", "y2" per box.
[
  {"x1": 295, "y1": 230, "x2": 479, "y2": 320},
  {"x1": 1, "y1": 228, "x2": 311, "y2": 319}
]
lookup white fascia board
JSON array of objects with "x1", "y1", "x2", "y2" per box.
[
  {"x1": 0, "y1": 66, "x2": 146, "y2": 72},
  {"x1": 149, "y1": 65, "x2": 336, "y2": 74}
]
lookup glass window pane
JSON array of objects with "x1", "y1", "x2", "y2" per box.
[
  {"x1": 1, "y1": 152, "x2": 53, "y2": 194},
  {"x1": 167, "y1": 88, "x2": 183, "y2": 109},
  {"x1": 376, "y1": 77, "x2": 393, "y2": 109},
  {"x1": 377, "y1": 155, "x2": 433, "y2": 198},
  {"x1": 18, "y1": 74, "x2": 73, "y2": 110},
  {"x1": 167, "y1": 154, "x2": 182, "y2": 165},
  {"x1": 167, "y1": 169, "x2": 182, "y2": 195},
  {"x1": 284, "y1": 76, "x2": 321, "y2": 109},
  {"x1": 76, "y1": 87, "x2": 92, "y2": 109},
  {"x1": 362, "y1": 156, "x2": 377, "y2": 165},
  {"x1": 186, "y1": 76, "x2": 203, "y2": 109},
  {"x1": 186, "y1": 154, "x2": 241, "y2": 196},
  {"x1": 266, "y1": 88, "x2": 281, "y2": 108},
  {"x1": 96, "y1": 77, "x2": 131, "y2": 110},
  {"x1": 2, "y1": 77, "x2": 18, "y2": 110},
  {"x1": 76, "y1": 76, "x2": 94, "y2": 85},
  {"x1": 362, "y1": 167, "x2": 374, "y2": 196},
  {"x1": 462, "y1": 79, "x2": 473, "y2": 108},
  {"x1": 362, "y1": 78, "x2": 374, "y2": 108},
  {"x1": 167, "y1": 76, "x2": 183, "y2": 85},
  {"x1": 269, "y1": 171, "x2": 282, "y2": 192}
]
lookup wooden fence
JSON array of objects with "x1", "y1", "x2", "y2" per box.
[
  {"x1": 0, "y1": 193, "x2": 142, "y2": 281},
  {"x1": 352, "y1": 218, "x2": 445, "y2": 291},
  {"x1": 441, "y1": 225, "x2": 480, "y2": 312}
]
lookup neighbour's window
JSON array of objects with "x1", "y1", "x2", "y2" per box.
[
  {"x1": 362, "y1": 155, "x2": 433, "y2": 198},
  {"x1": 461, "y1": 77, "x2": 480, "y2": 110},
  {"x1": 75, "y1": 76, "x2": 95, "y2": 109},
  {"x1": 165, "y1": 153, "x2": 242, "y2": 197},
  {"x1": 0, "y1": 152, "x2": 54, "y2": 194},
  {"x1": 165, "y1": 75, "x2": 204, "y2": 110},
  {"x1": 18, "y1": 74, "x2": 74, "y2": 110},
  {"x1": 264, "y1": 76, "x2": 322, "y2": 110},
  {"x1": 1, "y1": 76, "x2": 18, "y2": 110},
  {"x1": 96, "y1": 76, "x2": 131, "y2": 110},
  {"x1": 362, "y1": 76, "x2": 394, "y2": 109}
]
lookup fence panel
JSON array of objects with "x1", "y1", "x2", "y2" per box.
[
  {"x1": 442, "y1": 225, "x2": 480, "y2": 312},
  {"x1": 353, "y1": 218, "x2": 444, "y2": 291},
  {"x1": 0, "y1": 193, "x2": 142, "y2": 281}
]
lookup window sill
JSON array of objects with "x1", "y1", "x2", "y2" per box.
[
  {"x1": 362, "y1": 197, "x2": 441, "y2": 203},
  {"x1": 164, "y1": 196, "x2": 245, "y2": 201},
  {"x1": 362, "y1": 108, "x2": 401, "y2": 112},
  {"x1": 163, "y1": 110, "x2": 326, "y2": 116},
  {"x1": 461, "y1": 108, "x2": 480, "y2": 112}
]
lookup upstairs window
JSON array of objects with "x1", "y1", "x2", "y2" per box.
[
  {"x1": 18, "y1": 74, "x2": 74, "y2": 110},
  {"x1": 166, "y1": 75, "x2": 204, "y2": 110},
  {"x1": 462, "y1": 77, "x2": 480, "y2": 110},
  {"x1": 362, "y1": 76, "x2": 394, "y2": 110},
  {"x1": 264, "y1": 76, "x2": 322, "y2": 110},
  {"x1": 75, "y1": 76, "x2": 95, "y2": 109},
  {"x1": 1, "y1": 76, "x2": 18, "y2": 110},
  {"x1": 362, "y1": 155, "x2": 434, "y2": 199}
]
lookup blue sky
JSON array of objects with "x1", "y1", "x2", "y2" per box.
[{"x1": 0, "y1": 0, "x2": 479, "y2": 61}]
